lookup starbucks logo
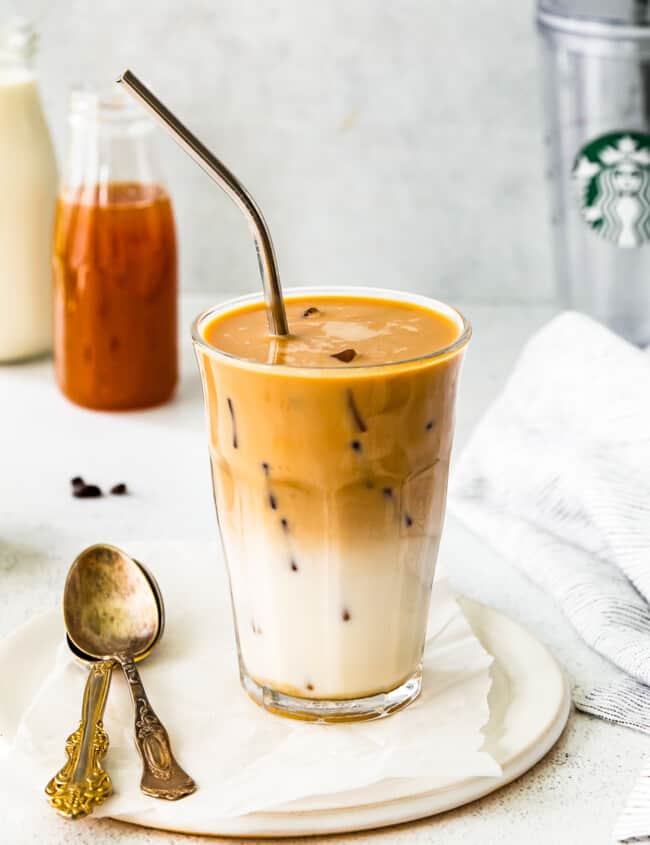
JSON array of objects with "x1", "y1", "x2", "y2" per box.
[{"x1": 573, "y1": 132, "x2": 650, "y2": 248}]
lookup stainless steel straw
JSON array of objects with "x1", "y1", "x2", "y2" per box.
[{"x1": 117, "y1": 69, "x2": 289, "y2": 337}]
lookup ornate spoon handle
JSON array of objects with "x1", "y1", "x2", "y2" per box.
[
  {"x1": 45, "y1": 660, "x2": 113, "y2": 819},
  {"x1": 118, "y1": 654, "x2": 196, "y2": 800}
]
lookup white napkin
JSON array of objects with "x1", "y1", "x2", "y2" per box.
[
  {"x1": 449, "y1": 311, "x2": 650, "y2": 842},
  {"x1": 0, "y1": 541, "x2": 499, "y2": 828}
]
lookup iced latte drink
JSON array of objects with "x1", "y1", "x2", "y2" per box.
[{"x1": 193, "y1": 287, "x2": 470, "y2": 721}]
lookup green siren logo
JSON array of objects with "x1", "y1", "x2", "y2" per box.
[{"x1": 573, "y1": 131, "x2": 650, "y2": 248}]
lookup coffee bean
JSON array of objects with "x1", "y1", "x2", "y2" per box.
[
  {"x1": 342, "y1": 608, "x2": 351, "y2": 622},
  {"x1": 73, "y1": 484, "x2": 102, "y2": 498},
  {"x1": 302, "y1": 306, "x2": 320, "y2": 318},
  {"x1": 110, "y1": 483, "x2": 127, "y2": 495},
  {"x1": 331, "y1": 348, "x2": 357, "y2": 363},
  {"x1": 70, "y1": 476, "x2": 84, "y2": 488}
]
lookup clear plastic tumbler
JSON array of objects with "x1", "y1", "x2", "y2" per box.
[{"x1": 538, "y1": 1, "x2": 650, "y2": 344}]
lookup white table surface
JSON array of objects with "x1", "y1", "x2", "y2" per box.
[{"x1": 1, "y1": 296, "x2": 646, "y2": 845}]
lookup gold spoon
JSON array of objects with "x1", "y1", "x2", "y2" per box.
[
  {"x1": 45, "y1": 649, "x2": 113, "y2": 819},
  {"x1": 45, "y1": 544, "x2": 195, "y2": 818},
  {"x1": 46, "y1": 555, "x2": 166, "y2": 818}
]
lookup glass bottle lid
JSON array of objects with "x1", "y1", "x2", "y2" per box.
[
  {"x1": 0, "y1": 18, "x2": 37, "y2": 65},
  {"x1": 538, "y1": 0, "x2": 650, "y2": 29}
]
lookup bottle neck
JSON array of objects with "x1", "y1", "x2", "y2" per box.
[
  {"x1": 0, "y1": 18, "x2": 37, "y2": 75},
  {"x1": 63, "y1": 89, "x2": 165, "y2": 197}
]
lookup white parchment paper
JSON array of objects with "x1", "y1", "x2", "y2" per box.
[{"x1": 0, "y1": 541, "x2": 499, "y2": 824}]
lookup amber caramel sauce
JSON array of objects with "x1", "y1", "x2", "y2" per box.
[
  {"x1": 53, "y1": 182, "x2": 177, "y2": 410},
  {"x1": 202, "y1": 295, "x2": 460, "y2": 368}
]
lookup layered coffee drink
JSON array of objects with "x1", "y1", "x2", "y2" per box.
[{"x1": 193, "y1": 288, "x2": 470, "y2": 721}]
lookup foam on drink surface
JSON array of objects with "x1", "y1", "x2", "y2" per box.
[{"x1": 202, "y1": 295, "x2": 460, "y2": 367}]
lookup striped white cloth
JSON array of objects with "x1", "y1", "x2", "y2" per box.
[
  {"x1": 449, "y1": 311, "x2": 650, "y2": 843},
  {"x1": 615, "y1": 759, "x2": 650, "y2": 842}
]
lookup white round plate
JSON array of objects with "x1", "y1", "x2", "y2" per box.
[{"x1": 1, "y1": 597, "x2": 570, "y2": 837}]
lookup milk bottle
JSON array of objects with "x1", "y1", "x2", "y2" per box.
[{"x1": 0, "y1": 19, "x2": 57, "y2": 362}]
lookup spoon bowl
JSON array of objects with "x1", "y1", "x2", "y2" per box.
[
  {"x1": 65, "y1": 556, "x2": 166, "y2": 666},
  {"x1": 64, "y1": 544, "x2": 159, "y2": 660}
]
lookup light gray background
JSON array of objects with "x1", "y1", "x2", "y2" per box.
[{"x1": 8, "y1": 0, "x2": 553, "y2": 303}]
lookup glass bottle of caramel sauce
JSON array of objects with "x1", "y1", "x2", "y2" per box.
[{"x1": 53, "y1": 88, "x2": 177, "y2": 410}]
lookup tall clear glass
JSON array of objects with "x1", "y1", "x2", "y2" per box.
[
  {"x1": 193, "y1": 287, "x2": 470, "y2": 722},
  {"x1": 53, "y1": 86, "x2": 177, "y2": 410}
]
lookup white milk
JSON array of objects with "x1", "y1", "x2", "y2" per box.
[
  {"x1": 226, "y1": 528, "x2": 436, "y2": 700},
  {"x1": 0, "y1": 67, "x2": 57, "y2": 362}
]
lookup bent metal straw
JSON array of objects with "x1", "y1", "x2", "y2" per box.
[{"x1": 117, "y1": 69, "x2": 289, "y2": 337}]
